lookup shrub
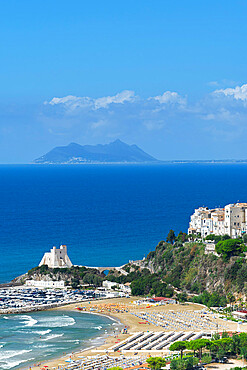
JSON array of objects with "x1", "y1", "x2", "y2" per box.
[
  {"x1": 201, "y1": 354, "x2": 212, "y2": 364},
  {"x1": 146, "y1": 357, "x2": 166, "y2": 370}
]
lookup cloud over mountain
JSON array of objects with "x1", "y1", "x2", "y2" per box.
[
  {"x1": 4, "y1": 83, "x2": 247, "y2": 163},
  {"x1": 41, "y1": 84, "x2": 247, "y2": 150}
]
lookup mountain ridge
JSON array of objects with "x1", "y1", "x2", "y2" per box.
[{"x1": 34, "y1": 140, "x2": 158, "y2": 164}]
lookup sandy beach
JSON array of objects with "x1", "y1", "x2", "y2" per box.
[{"x1": 20, "y1": 297, "x2": 244, "y2": 370}]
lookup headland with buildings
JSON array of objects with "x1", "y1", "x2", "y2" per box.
[{"x1": 188, "y1": 202, "x2": 247, "y2": 238}]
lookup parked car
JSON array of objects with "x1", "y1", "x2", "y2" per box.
[{"x1": 219, "y1": 357, "x2": 228, "y2": 363}]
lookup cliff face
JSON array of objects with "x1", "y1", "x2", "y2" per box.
[{"x1": 127, "y1": 241, "x2": 247, "y2": 297}]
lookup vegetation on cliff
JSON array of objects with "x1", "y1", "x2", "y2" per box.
[
  {"x1": 107, "y1": 230, "x2": 247, "y2": 305},
  {"x1": 27, "y1": 265, "x2": 104, "y2": 289}
]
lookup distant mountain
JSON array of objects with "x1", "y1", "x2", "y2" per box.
[{"x1": 34, "y1": 140, "x2": 158, "y2": 164}]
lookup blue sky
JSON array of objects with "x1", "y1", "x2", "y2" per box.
[{"x1": 0, "y1": 0, "x2": 247, "y2": 162}]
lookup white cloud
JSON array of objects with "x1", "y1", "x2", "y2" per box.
[
  {"x1": 45, "y1": 90, "x2": 135, "y2": 111},
  {"x1": 45, "y1": 95, "x2": 93, "y2": 110},
  {"x1": 94, "y1": 90, "x2": 135, "y2": 109},
  {"x1": 200, "y1": 108, "x2": 237, "y2": 122},
  {"x1": 149, "y1": 91, "x2": 186, "y2": 105},
  {"x1": 214, "y1": 83, "x2": 247, "y2": 101}
]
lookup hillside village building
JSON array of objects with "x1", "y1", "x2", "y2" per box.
[
  {"x1": 39, "y1": 245, "x2": 73, "y2": 268},
  {"x1": 188, "y1": 203, "x2": 247, "y2": 238}
]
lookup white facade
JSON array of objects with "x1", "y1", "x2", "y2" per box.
[
  {"x1": 25, "y1": 279, "x2": 65, "y2": 288},
  {"x1": 102, "y1": 280, "x2": 131, "y2": 294},
  {"x1": 188, "y1": 203, "x2": 247, "y2": 238},
  {"x1": 102, "y1": 281, "x2": 119, "y2": 290},
  {"x1": 205, "y1": 241, "x2": 218, "y2": 256},
  {"x1": 39, "y1": 245, "x2": 73, "y2": 268}
]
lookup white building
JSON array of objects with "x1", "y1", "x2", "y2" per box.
[
  {"x1": 25, "y1": 279, "x2": 65, "y2": 289},
  {"x1": 188, "y1": 203, "x2": 247, "y2": 238},
  {"x1": 39, "y1": 245, "x2": 73, "y2": 268},
  {"x1": 204, "y1": 241, "x2": 218, "y2": 256},
  {"x1": 102, "y1": 280, "x2": 131, "y2": 294},
  {"x1": 102, "y1": 281, "x2": 119, "y2": 290}
]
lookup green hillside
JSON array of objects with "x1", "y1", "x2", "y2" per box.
[{"x1": 107, "y1": 231, "x2": 247, "y2": 306}]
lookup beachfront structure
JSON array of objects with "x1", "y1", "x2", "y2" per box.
[
  {"x1": 188, "y1": 203, "x2": 247, "y2": 238},
  {"x1": 39, "y1": 245, "x2": 73, "y2": 268},
  {"x1": 102, "y1": 280, "x2": 131, "y2": 294}
]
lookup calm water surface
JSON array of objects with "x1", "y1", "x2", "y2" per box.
[{"x1": 0, "y1": 164, "x2": 247, "y2": 283}]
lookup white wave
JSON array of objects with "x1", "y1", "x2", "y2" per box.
[
  {"x1": 35, "y1": 315, "x2": 75, "y2": 328},
  {"x1": 25, "y1": 318, "x2": 38, "y2": 327},
  {"x1": 33, "y1": 329, "x2": 52, "y2": 335},
  {"x1": 0, "y1": 349, "x2": 32, "y2": 361},
  {"x1": 0, "y1": 358, "x2": 35, "y2": 370},
  {"x1": 40, "y1": 333, "x2": 64, "y2": 341},
  {"x1": 3, "y1": 316, "x2": 9, "y2": 320},
  {"x1": 33, "y1": 343, "x2": 54, "y2": 349},
  {"x1": 16, "y1": 328, "x2": 52, "y2": 336},
  {"x1": 66, "y1": 340, "x2": 80, "y2": 344},
  {"x1": 19, "y1": 315, "x2": 38, "y2": 327},
  {"x1": 89, "y1": 335, "x2": 105, "y2": 344},
  {"x1": 93, "y1": 325, "x2": 102, "y2": 330},
  {"x1": 14, "y1": 315, "x2": 29, "y2": 320}
]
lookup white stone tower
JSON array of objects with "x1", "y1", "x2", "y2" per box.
[{"x1": 39, "y1": 245, "x2": 73, "y2": 268}]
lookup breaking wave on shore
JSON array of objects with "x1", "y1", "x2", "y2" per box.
[{"x1": 0, "y1": 310, "x2": 119, "y2": 370}]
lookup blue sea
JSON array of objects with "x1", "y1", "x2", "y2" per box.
[
  {"x1": 1, "y1": 163, "x2": 247, "y2": 369},
  {"x1": 0, "y1": 310, "x2": 119, "y2": 369},
  {"x1": 1, "y1": 164, "x2": 247, "y2": 283}
]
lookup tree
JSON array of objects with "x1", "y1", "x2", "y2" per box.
[
  {"x1": 170, "y1": 357, "x2": 198, "y2": 370},
  {"x1": 210, "y1": 338, "x2": 233, "y2": 358},
  {"x1": 227, "y1": 292, "x2": 235, "y2": 310},
  {"x1": 215, "y1": 239, "x2": 244, "y2": 260},
  {"x1": 177, "y1": 292, "x2": 187, "y2": 303},
  {"x1": 187, "y1": 339, "x2": 210, "y2": 360},
  {"x1": 212, "y1": 333, "x2": 220, "y2": 340},
  {"x1": 201, "y1": 354, "x2": 212, "y2": 364},
  {"x1": 146, "y1": 357, "x2": 166, "y2": 370},
  {"x1": 243, "y1": 234, "x2": 247, "y2": 244},
  {"x1": 231, "y1": 334, "x2": 241, "y2": 355},
  {"x1": 239, "y1": 332, "x2": 247, "y2": 348},
  {"x1": 167, "y1": 229, "x2": 176, "y2": 244},
  {"x1": 205, "y1": 234, "x2": 221, "y2": 243},
  {"x1": 176, "y1": 232, "x2": 189, "y2": 243},
  {"x1": 240, "y1": 346, "x2": 247, "y2": 360},
  {"x1": 221, "y1": 234, "x2": 231, "y2": 241},
  {"x1": 169, "y1": 341, "x2": 188, "y2": 359}
]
